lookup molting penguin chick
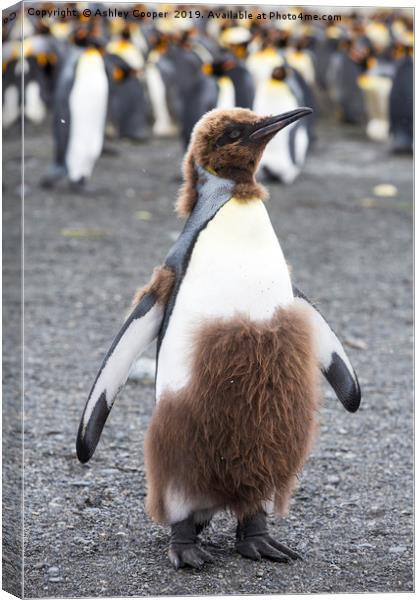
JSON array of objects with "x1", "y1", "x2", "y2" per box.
[{"x1": 76, "y1": 107, "x2": 361, "y2": 571}]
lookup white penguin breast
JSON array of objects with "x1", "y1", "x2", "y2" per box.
[
  {"x1": 66, "y1": 51, "x2": 108, "y2": 181},
  {"x1": 254, "y1": 81, "x2": 307, "y2": 181},
  {"x1": 156, "y1": 199, "x2": 293, "y2": 398}
]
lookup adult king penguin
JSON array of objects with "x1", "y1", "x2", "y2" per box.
[
  {"x1": 41, "y1": 25, "x2": 108, "y2": 189},
  {"x1": 77, "y1": 108, "x2": 361, "y2": 569},
  {"x1": 254, "y1": 64, "x2": 310, "y2": 183}
]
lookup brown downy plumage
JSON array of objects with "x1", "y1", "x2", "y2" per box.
[
  {"x1": 131, "y1": 265, "x2": 175, "y2": 309},
  {"x1": 145, "y1": 304, "x2": 321, "y2": 524}
]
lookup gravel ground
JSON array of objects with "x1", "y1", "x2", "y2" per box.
[{"x1": 4, "y1": 114, "x2": 413, "y2": 597}]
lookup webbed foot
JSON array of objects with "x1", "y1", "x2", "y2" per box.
[
  {"x1": 169, "y1": 516, "x2": 214, "y2": 570},
  {"x1": 236, "y1": 512, "x2": 302, "y2": 563}
]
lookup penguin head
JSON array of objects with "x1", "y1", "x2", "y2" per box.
[
  {"x1": 176, "y1": 107, "x2": 312, "y2": 217},
  {"x1": 186, "y1": 107, "x2": 312, "y2": 182},
  {"x1": 271, "y1": 65, "x2": 287, "y2": 81}
]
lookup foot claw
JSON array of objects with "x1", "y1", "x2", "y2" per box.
[
  {"x1": 182, "y1": 547, "x2": 205, "y2": 569},
  {"x1": 268, "y1": 536, "x2": 302, "y2": 560},
  {"x1": 235, "y1": 512, "x2": 302, "y2": 564},
  {"x1": 259, "y1": 539, "x2": 290, "y2": 563},
  {"x1": 197, "y1": 547, "x2": 215, "y2": 563},
  {"x1": 236, "y1": 537, "x2": 289, "y2": 563},
  {"x1": 169, "y1": 543, "x2": 214, "y2": 570},
  {"x1": 168, "y1": 547, "x2": 183, "y2": 570}
]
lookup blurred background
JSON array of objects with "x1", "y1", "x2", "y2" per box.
[
  {"x1": 2, "y1": 2, "x2": 414, "y2": 186},
  {"x1": 2, "y1": 2, "x2": 414, "y2": 598}
]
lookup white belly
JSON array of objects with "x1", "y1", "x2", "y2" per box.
[
  {"x1": 146, "y1": 63, "x2": 178, "y2": 137},
  {"x1": 66, "y1": 50, "x2": 108, "y2": 181},
  {"x1": 156, "y1": 199, "x2": 293, "y2": 399},
  {"x1": 216, "y1": 76, "x2": 235, "y2": 109},
  {"x1": 254, "y1": 80, "x2": 306, "y2": 182},
  {"x1": 25, "y1": 80, "x2": 46, "y2": 124},
  {"x1": 2, "y1": 85, "x2": 19, "y2": 128}
]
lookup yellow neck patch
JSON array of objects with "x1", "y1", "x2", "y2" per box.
[
  {"x1": 267, "y1": 80, "x2": 288, "y2": 90},
  {"x1": 230, "y1": 196, "x2": 261, "y2": 205},
  {"x1": 85, "y1": 48, "x2": 100, "y2": 57}
]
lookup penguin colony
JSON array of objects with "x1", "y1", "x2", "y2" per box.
[
  {"x1": 3, "y1": 5, "x2": 413, "y2": 189},
  {"x1": 76, "y1": 105, "x2": 361, "y2": 568}
]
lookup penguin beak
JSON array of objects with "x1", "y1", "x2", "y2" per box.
[{"x1": 249, "y1": 107, "x2": 313, "y2": 142}]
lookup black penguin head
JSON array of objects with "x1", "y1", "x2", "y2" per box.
[
  {"x1": 186, "y1": 107, "x2": 312, "y2": 182},
  {"x1": 121, "y1": 26, "x2": 131, "y2": 41},
  {"x1": 73, "y1": 21, "x2": 106, "y2": 50},
  {"x1": 272, "y1": 65, "x2": 287, "y2": 81}
]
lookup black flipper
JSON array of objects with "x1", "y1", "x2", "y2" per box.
[
  {"x1": 76, "y1": 291, "x2": 163, "y2": 463},
  {"x1": 293, "y1": 285, "x2": 361, "y2": 412}
]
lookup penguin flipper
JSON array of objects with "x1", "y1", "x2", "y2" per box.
[
  {"x1": 76, "y1": 267, "x2": 175, "y2": 463},
  {"x1": 293, "y1": 285, "x2": 361, "y2": 413}
]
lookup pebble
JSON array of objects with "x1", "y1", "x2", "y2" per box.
[
  {"x1": 73, "y1": 536, "x2": 92, "y2": 545},
  {"x1": 389, "y1": 546, "x2": 407, "y2": 554},
  {"x1": 100, "y1": 469, "x2": 120, "y2": 476},
  {"x1": 125, "y1": 188, "x2": 136, "y2": 198},
  {"x1": 83, "y1": 507, "x2": 101, "y2": 516},
  {"x1": 48, "y1": 500, "x2": 62, "y2": 512},
  {"x1": 373, "y1": 183, "x2": 398, "y2": 197},
  {"x1": 135, "y1": 210, "x2": 152, "y2": 221},
  {"x1": 369, "y1": 506, "x2": 385, "y2": 517},
  {"x1": 345, "y1": 337, "x2": 367, "y2": 350},
  {"x1": 327, "y1": 475, "x2": 340, "y2": 485}
]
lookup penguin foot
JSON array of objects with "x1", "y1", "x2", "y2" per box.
[
  {"x1": 39, "y1": 164, "x2": 67, "y2": 189},
  {"x1": 236, "y1": 512, "x2": 302, "y2": 563},
  {"x1": 169, "y1": 516, "x2": 214, "y2": 570},
  {"x1": 391, "y1": 140, "x2": 413, "y2": 155},
  {"x1": 68, "y1": 177, "x2": 87, "y2": 193},
  {"x1": 101, "y1": 143, "x2": 120, "y2": 156},
  {"x1": 122, "y1": 132, "x2": 150, "y2": 144},
  {"x1": 236, "y1": 535, "x2": 300, "y2": 563}
]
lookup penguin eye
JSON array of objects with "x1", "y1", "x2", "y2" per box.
[
  {"x1": 215, "y1": 125, "x2": 246, "y2": 147},
  {"x1": 228, "y1": 129, "x2": 241, "y2": 140}
]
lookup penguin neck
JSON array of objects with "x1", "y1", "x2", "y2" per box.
[
  {"x1": 176, "y1": 160, "x2": 267, "y2": 219},
  {"x1": 204, "y1": 166, "x2": 268, "y2": 204}
]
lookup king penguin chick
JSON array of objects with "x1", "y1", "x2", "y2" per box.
[{"x1": 76, "y1": 107, "x2": 361, "y2": 570}]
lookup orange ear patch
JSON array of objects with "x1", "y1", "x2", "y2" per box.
[
  {"x1": 202, "y1": 63, "x2": 213, "y2": 76},
  {"x1": 112, "y1": 66, "x2": 124, "y2": 81},
  {"x1": 37, "y1": 53, "x2": 48, "y2": 67}
]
